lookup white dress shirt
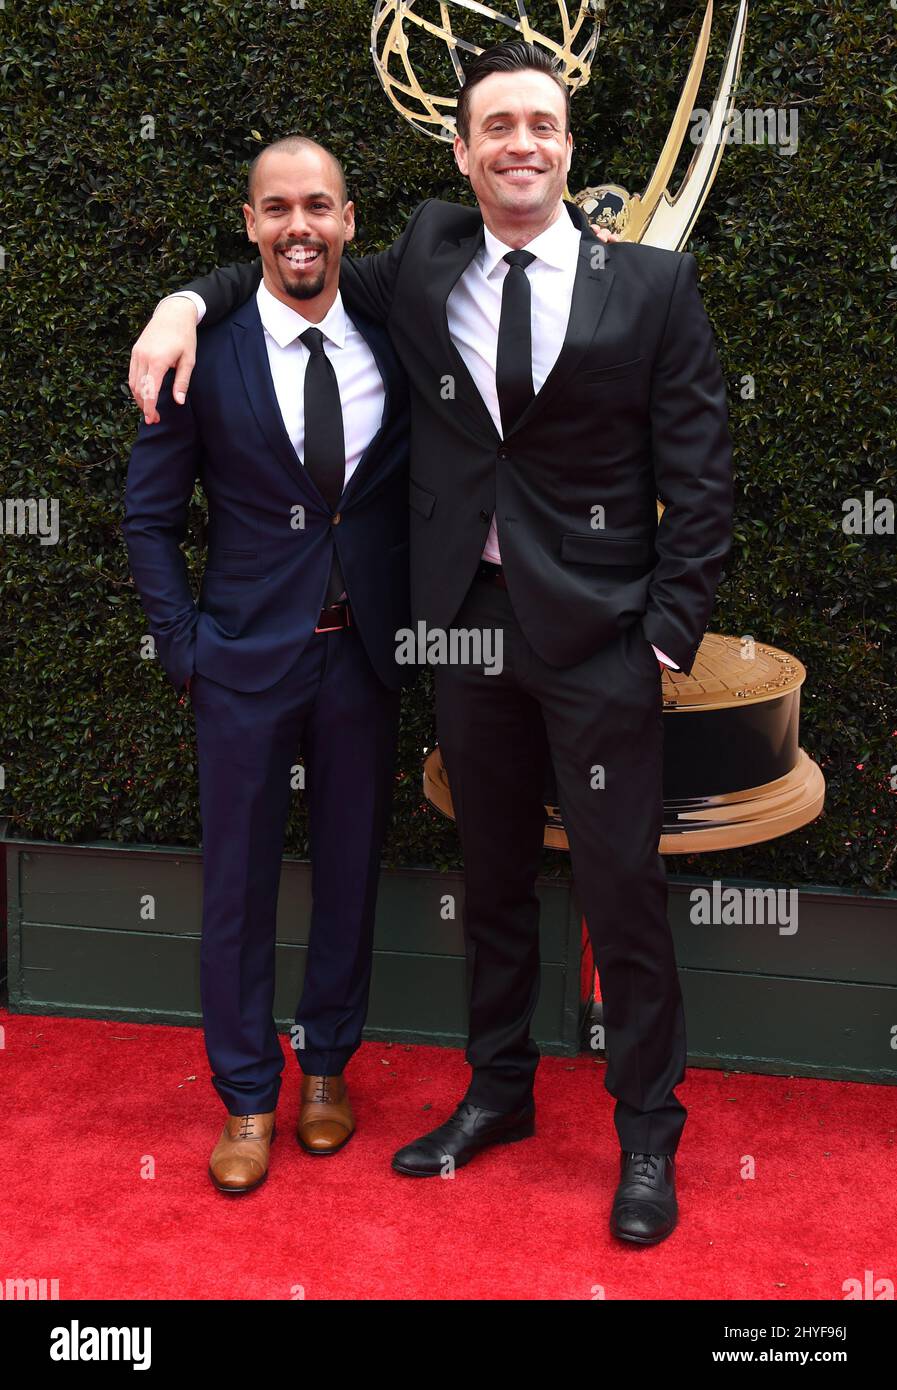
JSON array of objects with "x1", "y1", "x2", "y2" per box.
[
  {"x1": 444, "y1": 211, "x2": 678, "y2": 668},
  {"x1": 254, "y1": 280, "x2": 384, "y2": 489}
]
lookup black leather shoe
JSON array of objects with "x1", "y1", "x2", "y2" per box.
[
  {"x1": 392, "y1": 1100, "x2": 536, "y2": 1177},
  {"x1": 610, "y1": 1151, "x2": 678, "y2": 1245}
]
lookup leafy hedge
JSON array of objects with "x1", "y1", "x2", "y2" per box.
[{"x1": 2, "y1": 0, "x2": 895, "y2": 889}]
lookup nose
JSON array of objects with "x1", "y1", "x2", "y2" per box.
[
  {"x1": 284, "y1": 206, "x2": 313, "y2": 240},
  {"x1": 505, "y1": 120, "x2": 537, "y2": 157}
]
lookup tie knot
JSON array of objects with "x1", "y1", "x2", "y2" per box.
[
  {"x1": 503, "y1": 249, "x2": 535, "y2": 271},
  {"x1": 300, "y1": 326, "x2": 326, "y2": 354}
]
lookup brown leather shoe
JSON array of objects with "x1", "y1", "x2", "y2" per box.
[
  {"x1": 208, "y1": 1111, "x2": 276, "y2": 1194},
  {"x1": 297, "y1": 1074, "x2": 355, "y2": 1155}
]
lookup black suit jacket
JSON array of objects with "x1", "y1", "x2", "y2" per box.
[{"x1": 183, "y1": 198, "x2": 733, "y2": 674}]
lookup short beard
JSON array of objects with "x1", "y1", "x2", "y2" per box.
[{"x1": 278, "y1": 260, "x2": 327, "y2": 301}]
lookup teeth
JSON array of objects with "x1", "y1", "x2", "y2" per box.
[
  {"x1": 499, "y1": 169, "x2": 540, "y2": 178},
  {"x1": 282, "y1": 247, "x2": 320, "y2": 264}
]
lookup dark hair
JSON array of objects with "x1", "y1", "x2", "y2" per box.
[
  {"x1": 246, "y1": 134, "x2": 347, "y2": 206},
  {"x1": 455, "y1": 40, "x2": 570, "y2": 145}
]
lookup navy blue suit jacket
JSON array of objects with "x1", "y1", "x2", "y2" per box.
[{"x1": 122, "y1": 293, "x2": 411, "y2": 693}]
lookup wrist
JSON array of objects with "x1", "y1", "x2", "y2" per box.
[{"x1": 156, "y1": 293, "x2": 199, "y2": 322}]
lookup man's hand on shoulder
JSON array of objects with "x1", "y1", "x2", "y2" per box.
[{"x1": 129, "y1": 295, "x2": 200, "y2": 425}]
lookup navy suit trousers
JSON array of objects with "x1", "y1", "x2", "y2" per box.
[{"x1": 189, "y1": 624, "x2": 400, "y2": 1115}]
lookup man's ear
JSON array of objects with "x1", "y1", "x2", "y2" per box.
[
  {"x1": 453, "y1": 134, "x2": 469, "y2": 177},
  {"x1": 343, "y1": 199, "x2": 356, "y2": 244},
  {"x1": 243, "y1": 203, "x2": 258, "y2": 244},
  {"x1": 565, "y1": 133, "x2": 573, "y2": 174}
]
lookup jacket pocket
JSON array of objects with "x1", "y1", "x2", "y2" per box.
[
  {"x1": 560, "y1": 533, "x2": 655, "y2": 566},
  {"x1": 203, "y1": 571, "x2": 265, "y2": 581},
  {"x1": 205, "y1": 549, "x2": 262, "y2": 577}
]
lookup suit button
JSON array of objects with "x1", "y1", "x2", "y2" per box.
[
  {"x1": 497, "y1": 448, "x2": 510, "y2": 461},
  {"x1": 479, "y1": 509, "x2": 490, "y2": 522},
  {"x1": 331, "y1": 512, "x2": 341, "y2": 525}
]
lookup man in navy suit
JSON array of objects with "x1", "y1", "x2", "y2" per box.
[{"x1": 122, "y1": 136, "x2": 411, "y2": 1193}]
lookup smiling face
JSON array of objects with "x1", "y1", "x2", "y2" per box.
[
  {"x1": 453, "y1": 68, "x2": 573, "y2": 244},
  {"x1": 243, "y1": 146, "x2": 354, "y2": 318}
]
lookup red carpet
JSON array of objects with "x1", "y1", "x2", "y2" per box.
[{"x1": 2, "y1": 1007, "x2": 894, "y2": 1300}]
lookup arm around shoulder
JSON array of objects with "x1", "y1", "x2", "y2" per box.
[{"x1": 182, "y1": 258, "x2": 264, "y2": 326}]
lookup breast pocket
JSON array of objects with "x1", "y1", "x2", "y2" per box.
[{"x1": 580, "y1": 356, "x2": 644, "y2": 384}]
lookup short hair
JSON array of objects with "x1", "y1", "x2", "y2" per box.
[
  {"x1": 455, "y1": 40, "x2": 571, "y2": 145},
  {"x1": 246, "y1": 135, "x2": 347, "y2": 206}
]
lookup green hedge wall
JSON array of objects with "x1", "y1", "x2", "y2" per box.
[{"x1": 2, "y1": 1, "x2": 895, "y2": 889}]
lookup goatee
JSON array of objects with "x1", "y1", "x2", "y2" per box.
[{"x1": 281, "y1": 269, "x2": 327, "y2": 300}]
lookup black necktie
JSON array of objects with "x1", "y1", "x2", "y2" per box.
[
  {"x1": 300, "y1": 326, "x2": 345, "y2": 604},
  {"x1": 496, "y1": 249, "x2": 536, "y2": 436}
]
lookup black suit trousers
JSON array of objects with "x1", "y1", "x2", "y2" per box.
[{"x1": 435, "y1": 576, "x2": 688, "y2": 1155}]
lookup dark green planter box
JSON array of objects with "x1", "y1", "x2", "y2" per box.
[
  {"x1": 3, "y1": 833, "x2": 896, "y2": 1083},
  {"x1": 665, "y1": 875, "x2": 897, "y2": 1084},
  {"x1": 1, "y1": 835, "x2": 591, "y2": 1055}
]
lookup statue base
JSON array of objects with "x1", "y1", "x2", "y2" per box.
[{"x1": 422, "y1": 633, "x2": 826, "y2": 854}]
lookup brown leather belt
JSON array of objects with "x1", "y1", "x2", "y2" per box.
[
  {"x1": 315, "y1": 600, "x2": 352, "y2": 633},
  {"x1": 476, "y1": 560, "x2": 508, "y2": 589}
]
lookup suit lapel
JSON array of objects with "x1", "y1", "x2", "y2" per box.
[
  {"x1": 233, "y1": 294, "x2": 407, "y2": 508},
  {"x1": 508, "y1": 222, "x2": 617, "y2": 437},
  {"x1": 427, "y1": 201, "x2": 616, "y2": 443},
  {"x1": 230, "y1": 298, "x2": 324, "y2": 503},
  {"x1": 338, "y1": 309, "x2": 401, "y2": 505},
  {"x1": 428, "y1": 228, "x2": 502, "y2": 444}
]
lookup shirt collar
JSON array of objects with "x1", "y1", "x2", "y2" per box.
[
  {"x1": 256, "y1": 277, "x2": 347, "y2": 350},
  {"x1": 482, "y1": 206, "x2": 581, "y2": 279}
]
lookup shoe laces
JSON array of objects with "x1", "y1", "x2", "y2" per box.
[
  {"x1": 312, "y1": 1076, "x2": 331, "y2": 1104},
  {"x1": 238, "y1": 1114, "x2": 258, "y2": 1139},
  {"x1": 445, "y1": 1102, "x2": 476, "y2": 1131},
  {"x1": 628, "y1": 1152, "x2": 660, "y2": 1182}
]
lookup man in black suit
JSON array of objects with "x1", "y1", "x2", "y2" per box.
[
  {"x1": 124, "y1": 136, "x2": 411, "y2": 1193},
  {"x1": 129, "y1": 42, "x2": 733, "y2": 1243}
]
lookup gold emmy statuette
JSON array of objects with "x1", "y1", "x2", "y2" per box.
[{"x1": 373, "y1": 1, "x2": 825, "y2": 852}]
